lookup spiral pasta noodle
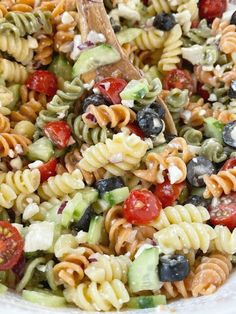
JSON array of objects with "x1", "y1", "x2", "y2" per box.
[
  {"x1": 158, "y1": 24, "x2": 182, "y2": 72},
  {"x1": 203, "y1": 168, "x2": 236, "y2": 198},
  {"x1": 149, "y1": 0, "x2": 172, "y2": 14},
  {"x1": 161, "y1": 274, "x2": 194, "y2": 299},
  {"x1": 135, "y1": 29, "x2": 167, "y2": 51},
  {"x1": 199, "y1": 139, "x2": 227, "y2": 163},
  {"x1": 0, "y1": 58, "x2": 28, "y2": 83},
  {"x1": 64, "y1": 279, "x2": 130, "y2": 311},
  {"x1": 179, "y1": 125, "x2": 203, "y2": 145},
  {"x1": 183, "y1": 19, "x2": 211, "y2": 46},
  {"x1": 84, "y1": 254, "x2": 131, "y2": 284},
  {"x1": 0, "y1": 183, "x2": 17, "y2": 209},
  {"x1": 190, "y1": 254, "x2": 232, "y2": 297},
  {"x1": 0, "y1": 113, "x2": 10, "y2": 132},
  {"x1": 82, "y1": 104, "x2": 136, "y2": 129},
  {"x1": 9, "y1": 0, "x2": 35, "y2": 12},
  {"x1": 150, "y1": 204, "x2": 210, "y2": 230},
  {"x1": 194, "y1": 66, "x2": 219, "y2": 87},
  {"x1": 212, "y1": 225, "x2": 236, "y2": 255},
  {"x1": 164, "y1": 88, "x2": 189, "y2": 123},
  {"x1": 34, "y1": 35, "x2": 53, "y2": 66},
  {"x1": 38, "y1": 169, "x2": 85, "y2": 200},
  {"x1": 0, "y1": 4, "x2": 8, "y2": 17},
  {"x1": 0, "y1": 169, "x2": 40, "y2": 195},
  {"x1": 0, "y1": 133, "x2": 31, "y2": 157},
  {"x1": 154, "y1": 222, "x2": 216, "y2": 254},
  {"x1": 13, "y1": 192, "x2": 40, "y2": 214}
]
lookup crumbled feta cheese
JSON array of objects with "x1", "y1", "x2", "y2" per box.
[
  {"x1": 181, "y1": 45, "x2": 204, "y2": 65},
  {"x1": 57, "y1": 112, "x2": 66, "y2": 119},
  {"x1": 181, "y1": 110, "x2": 192, "y2": 122},
  {"x1": 61, "y1": 12, "x2": 74, "y2": 24},
  {"x1": 23, "y1": 203, "x2": 39, "y2": 220},
  {"x1": 70, "y1": 34, "x2": 82, "y2": 60},
  {"x1": 37, "y1": 265, "x2": 47, "y2": 272},
  {"x1": 199, "y1": 109, "x2": 206, "y2": 116},
  {"x1": 76, "y1": 231, "x2": 88, "y2": 243},
  {"x1": 168, "y1": 165, "x2": 183, "y2": 184},
  {"x1": 8, "y1": 149, "x2": 15, "y2": 158},
  {"x1": 109, "y1": 153, "x2": 123, "y2": 163},
  {"x1": 202, "y1": 65, "x2": 214, "y2": 72},
  {"x1": 28, "y1": 160, "x2": 44, "y2": 169},
  {"x1": 15, "y1": 144, "x2": 23, "y2": 155},
  {"x1": 93, "y1": 87, "x2": 101, "y2": 94},
  {"x1": 27, "y1": 36, "x2": 38, "y2": 49},
  {"x1": 12, "y1": 223, "x2": 24, "y2": 234},
  {"x1": 153, "y1": 118, "x2": 161, "y2": 128},
  {"x1": 117, "y1": 3, "x2": 141, "y2": 21},
  {"x1": 83, "y1": 80, "x2": 95, "y2": 90},
  {"x1": 87, "y1": 31, "x2": 106, "y2": 44},
  {"x1": 121, "y1": 99, "x2": 134, "y2": 108},
  {"x1": 211, "y1": 197, "x2": 220, "y2": 207},
  {"x1": 208, "y1": 93, "x2": 217, "y2": 102},
  {"x1": 24, "y1": 222, "x2": 55, "y2": 252},
  {"x1": 10, "y1": 156, "x2": 23, "y2": 170},
  {"x1": 100, "y1": 82, "x2": 110, "y2": 91},
  {"x1": 146, "y1": 17, "x2": 155, "y2": 27},
  {"x1": 231, "y1": 126, "x2": 236, "y2": 142}
]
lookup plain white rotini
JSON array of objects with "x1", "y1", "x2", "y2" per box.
[
  {"x1": 177, "y1": 0, "x2": 199, "y2": 21},
  {"x1": 154, "y1": 222, "x2": 216, "y2": 254},
  {"x1": 84, "y1": 254, "x2": 131, "y2": 284},
  {"x1": 0, "y1": 58, "x2": 28, "y2": 83},
  {"x1": 0, "y1": 183, "x2": 17, "y2": 209},
  {"x1": 134, "y1": 29, "x2": 167, "y2": 51},
  {"x1": 150, "y1": 204, "x2": 210, "y2": 230},
  {"x1": 148, "y1": 0, "x2": 172, "y2": 13},
  {"x1": 64, "y1": 279, "x2": 130, "y2": 311},
  {"x1": 13, "y1": 193, "x2": 40, "y2": 214},
  {"x1": 212, "y1": 225, "x2": 236, "y2": 255},
  {"x1": 158, "y1": 24, "x2": 183, "y2": 72},
  {"x1": 0, "y1": 169, "x2": 40, "y2": 195},
  {"x1": 38, "y1": 169, "x2": 85, "y2": 200}
]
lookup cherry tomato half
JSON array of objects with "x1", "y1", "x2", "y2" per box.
[
  {"x1": 44, "y1": 121, "x2": 71, "y2": 149},
  {"x1": 197, "y1": 83, "x2": 209, "y2": 101},
  {"x1": 199, "y1": 0, "x2": 227, "y2": 21},
  {"x1": 26, "y1": 70, "x2": 58, "y2": 97},
  {"x1": 154, "y1": 179, "x2": 186, "y2": 208},
  {"x1": 126, "y1": 122, "x2": 145, "y2": 139},
  {"x1": 0, "y1": 221, "x2": 24, "y2": 271},
  {"x1": 221, "y1": 157, "x2": 236, "y2": 171},
  {"x1": 38, "y1": 159, "x2": 57, "y2": 183},
  {"x1": 163, "y1": 69, "x2": 194, "y2": 94},
  {"x1": 94, "y1": 77, "x2": 127, "y2": 104},
  {"x1": 209, "y1": 192, "x2": 236, "y2": 229},
  {"x1": 124, "y1": 190, "x2": 162, "y2": 225}
]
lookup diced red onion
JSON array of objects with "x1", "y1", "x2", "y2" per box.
[
  {"x1": 78, "y1": 41, "x2": 94, "y2": 51},
  {"x1": 57, "y1": 201, "x2": 68, "y2": 214}
]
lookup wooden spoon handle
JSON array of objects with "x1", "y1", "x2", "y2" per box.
[{"x1": 76, "y1": 0, "x2": 177, "y2": 135}]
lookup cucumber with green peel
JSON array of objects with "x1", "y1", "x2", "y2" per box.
[
  {"x1": 79, "y1": 187, "x2": 98, "y2": 204},
  {"x1": 128, "y1": 247, "x2": 161, "y2": 293},
  {"x1": 204, "y1": 117, "x2": 224, "y2": 144},
  {"x1": 120, "y1": 79, "x2": 149, "y2": 101},
  {"x1": 72, "y1": 44, "x2": 121, "y2": 78},
  {"x1": 87, "y1": 216, "x2": 105, "y2": 244},
  {"x1": 48, "y1": 55, "x2": 72, "y2": 81},
  {"x1": 102, "y1": 187, "x2": 129, "y2": 206},
  {"x1": 22, "y1": 290, "x2": 66, "y2": 307},
  {"x1": 93, "y1": 199, "x2": 110, "y2": 214},
  {"x1": 117, "y1": 28, "x2": 142, "y2": 45},
  {"x1": 7, "y1": 84, "x2": 21, "y2": 110},
  {"x1": 0, "y1": 283, "x2": 7, "y2": 294},
  {"x1": 61, "y1": 193, "x2": 84, "y2": 228},
  {"x1": 127, "y1": 295, "x2": 166, "y2": 309},
  {"x1": 27, "y1": 137, "x2": 54, "y2": 162}
]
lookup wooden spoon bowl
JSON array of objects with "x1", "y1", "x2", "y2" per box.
[{"x1": 77, "y1": 0, "x2": 177, "y2": 135}]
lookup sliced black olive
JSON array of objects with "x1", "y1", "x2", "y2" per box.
[
  {"x1": 223, "y1": 120, "x2": 236, "y2": 148},
  {"x1": 159, "y1": 254, "x2": 190, "y2": 282},
  {"x1": 94, "y1": 177, "x2": 125, "y2": 196},
  {"x1": 184, "y1": 195, "x2": 211, "y2": 208},
  {"x1": 110, "y1": 17, "x2": 121, "y2": 33},
  {"x1": 153, "y1": 13, "x2": 176, "y2": 31},
  {"x1": 82, "y1": 94, "x2": 110, "y2": 112},
  {"x1": 187, "y1": 156, "x2": 215, "y2": 187},
  {"x1": 137, "y1": 108, "x2": 163, "y2": 138},
  {"x1": 228, "y1": 80, "x2": 236, "y2": 99},
  {"x1": 164, "y1": 133, "x2": 177, "y2": 143},
  {"x1": 148, "y1": 102, "x2": 165, "y2": 119},
  {"x1": 72, "y1": 206, "x2": 93, "y2": 232},
  {"x1": 230, "y1": 11, "x2": 236, "y2": 25}
]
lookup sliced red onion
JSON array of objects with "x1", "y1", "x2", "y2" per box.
[
  {"x1": 88, "y1": 257, "x2": 98, "y2": 262},
  {"x1": 86, "y1": 113, "x2": 97, "y2": 122},
  {"x1": 78, "y1": 41, "x2": 94, "y2": 51},
  {"x1": 12, "y1": 254, "x2": 25, "y2": 280},
  {"x1": 57, "y1": 201, "x2": 68, "y2": 214}
]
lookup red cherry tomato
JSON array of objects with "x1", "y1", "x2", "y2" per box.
[
  {"x1": 163, "y1": 69, "x2": 194, "y2": 94},
  {"x1": 94, "y1": 77, "x2": 127, "y2": 104},
  {"x1": 209, "y1": 192, "x2": 236, "y2": 229},
  {"x1": 221, "y1": 158, "x2": 236, "y2": 171},
  {"x1": 44, "y1": 121, "x2": 71, "y2": 149},
  {"x1": 154, "y1": 179, "x2": 186, "y2": 208},
  {"x1": 197, "y1": 83, "x2": 209, "y2": 101},
  {"x1": 0, "y1": 221, "x2": 24, "y2": 271},
  {"x1": 126, "y1": 122, "x2": 145, "y2": 139},
  {"x1": 26, "y1": 70, "x2": 58, "y2": 97},
  {"x1": 199, "y1": 0, "x2": 227, "y2": 21},
  {"x1": 124, "y1": 190, "x2": 162, "y2": 225},
  {"x1": 38, "y1": 159, "x2": 57, "y2": 183}
]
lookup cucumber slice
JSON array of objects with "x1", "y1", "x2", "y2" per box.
[
  {"x1": 204, "y1": 117, "x2": 224, "y2": 144},
  {"x1": 128, "y1": 247, "x2": 160, "y2": 293},
  {"x1": 61, "y1": 193, "x2": 84, "y2": 228},
  {"x1": 102, "y1": 187, "x2": 129, "y2": 206},
  {"x1": 22, "y1": 290, "x2": 66, "y2": 307},
  {"x1": 48, "y1": 55, "x2": 72, "y2": 81},
  {"x1": 93, "y1": 199, "x2": 110, "y2": 214},
  {"x1": 72, "y1": 44, "x2": 121, "y2": 78},
  {"x1": 0, "y1": 283, "x2": 7, "y2": 294},
  {"x1": 80, "y1": 187, "x2": 98, "y2": 204},
  {"x1": 27, "y1": 137, "x2": 54, "y2": 162},
  {"x1": 120, "y1": 79, "x2": 149, "y2": 101},
  {"x1": 7, "y1": 84, "x2": 20, "y2": 110},
  {"x1": 127, "y1": 295, "x2": 166, "y2": 309},
  {"x1": 117, "y1": 28, "x2": 142, "y2": 45},
  {"x1": 88, "y1": 216, "x2": 104, "y2": 244}
]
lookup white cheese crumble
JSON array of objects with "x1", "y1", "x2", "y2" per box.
[
  {"x1": 181, "y1": 45, "x2": 204, "y2": 65},
  {"x1": 75, "y1": 231, "x2": 88, "y2": 244},
  {"x1": 57, "y1": 112, "x2": 66, "y2": 119},
  {"x1": 61, "y1": 12, "x2": 74, "y2": 24},
  {"x1": 208, "y1": 93, "x2": 217, "y2": 102},
  {"x1": 12, "y1": 223, "x2": 24, "y2": 234},
  {"x1": 15, "y1": 144, "x2": 23, "y2": 154},
  {"x1": 70, "y1": 34, "x2": 82, "y2": 61},
  {"x1": 93, "y1": 87, "x2": 101, "y2": 95},
  {"x1": 202, "y1": 65, "x2": 214, "y2": 72},
  {"x1": 8, "y1": 149, "x2": 15, "y2": 158},
  {"x1": 168, "y1": 165, "x2": 183, "y2": 184},
  {"x1": 121, "y1": 99, "x2": 134, "y2": 108},
  {"x1": 83, "y1": 80, "x2": 95, "y2": 90},
  {"x1": 24, "y1": 222, "x2": 55, "y2": 252},
  {"x1": 87, "y1": 31, "x2": 106, "y2": 44},
  {"x1": 231, "y1": 126, "x2": 236, "y2": 142},
  {"x1": 28, "y1": 160, "x2": 44, "y2": 169},
  {"x1": 10, "y1": 156, "x2": 23, "y2": 170},
  {"x1": 27, "y1": 36, "x2": 38, "y2": 49},
  {"x1": 23, "y1": 203, "x2": 40, "y2": 220},
  {"x1": 181, "y1": 110, "x2": 192, "y2": 122}
]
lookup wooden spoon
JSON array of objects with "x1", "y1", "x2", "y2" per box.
[{"x1": 76, "y1": 0, "x2": 177, "y2": 135}]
